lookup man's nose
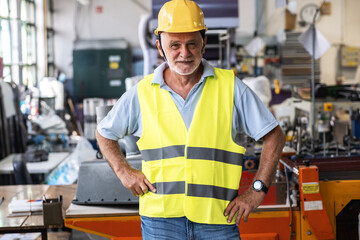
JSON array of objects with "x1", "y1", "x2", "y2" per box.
[{"x1": 179, "y1": 45, "x2": 190, "y2": 57}]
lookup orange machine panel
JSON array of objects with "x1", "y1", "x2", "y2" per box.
[{"x1": 299, "y1": 166, "x2": 335, "y2": 239}]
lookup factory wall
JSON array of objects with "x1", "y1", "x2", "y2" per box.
[
  {"x1": 53, "y1": 0, "x2": 77, "y2": 79},
  {"x1": 53, "y1": 0, "x2": 360, "y2": 85}
]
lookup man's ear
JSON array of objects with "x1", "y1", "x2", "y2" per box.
[{"x1": 156, "y1": 39, "x2": 164, "y2": 57}]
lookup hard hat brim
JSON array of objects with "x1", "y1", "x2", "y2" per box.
[{"x1": 154, "y1": 27, "x2": 208, "y2": 35}]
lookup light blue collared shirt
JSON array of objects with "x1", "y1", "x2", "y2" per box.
[{"x1": 97, "y1": 59, "x2": 278, "y2": 142}]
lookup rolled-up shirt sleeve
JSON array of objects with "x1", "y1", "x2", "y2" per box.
[
  {"x1": 96, "y1": 84, "x2": 141, "y2": 141},
  {"x1": 233, "y1": 77, "x2": 278, "y2": 142}
]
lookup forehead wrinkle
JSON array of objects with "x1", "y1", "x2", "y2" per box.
[
  {"x1": 169, "y1": 39, "x2": 197, "y2": 44},
  {"x1": 162, "y1": 32, "x2": 203, "y2": 42}
]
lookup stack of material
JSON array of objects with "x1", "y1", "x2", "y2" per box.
[
  {"x1": 8, "y1": 199, "x2": 43, "y2": 213},
  {"x1": 280, "y1": 32, "x2": 320, "y2": 86},
  {"x1": 31, "y1": 101, "x2": 68, "y2": 135},
  {"x1": 0, "y1": 81, "x2": 27, "y2": 159}
]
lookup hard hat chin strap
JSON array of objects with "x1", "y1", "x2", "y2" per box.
[
  {"x1": 158, "y1": 34, "x2": 168, "y2": 62},
  {"x1": 199, "y1": 30, "x2": 205, "y2": 40}
]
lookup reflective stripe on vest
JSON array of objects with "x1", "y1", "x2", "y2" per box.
[
  {"x1": 141, "y1": 145, "x2": 243, "y2": 166},
  {"x1": 187, "y1": 147, "x2": 244, "y2": 166},
  {"x1": 141, "y1": 145, "x2": 185, "y2": 161},
  {"x1": 137, "y1": 68, "x2": 246, "y2": 224},
  {"x1": 150, "y1": 181, "x2": 238, "y2": 202}
]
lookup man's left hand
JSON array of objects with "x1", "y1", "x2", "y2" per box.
[{"x1": 224, "y1": 190, "x2": 266, "y2": 225}]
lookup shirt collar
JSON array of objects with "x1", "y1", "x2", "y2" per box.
[{"x1": 151, "y1": 58, "x2": 215, "y2": 86}]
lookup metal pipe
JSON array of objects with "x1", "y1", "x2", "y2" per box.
[
  {"x1": 323, "y1": 131, "x2": 326, "y2": 157},
  {"x1": 311, "y1": 8, "x2": 321, "y2": 154},
  {"x1": 296, "y1": 126, "x2": 302, "y2": 155},
  {"x1": 218, "y1": 34, "x2": 222, "y2": 68},
  {"x1": 226, "y1": 31, "x2": 230, "y2": 69}
]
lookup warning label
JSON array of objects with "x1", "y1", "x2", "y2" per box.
[
  {"x1": 304, "y1": 200, "x2": 323, "y2": 211},
  {"x1": 302, "y1": 183, "x2": 319, "y2": 194}
]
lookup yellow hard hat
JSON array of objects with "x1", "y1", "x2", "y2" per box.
[{"x1": 154, "y1": 0, "x2": 207, "y2": 35}]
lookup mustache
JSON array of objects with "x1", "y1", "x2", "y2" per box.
[{"x1": 175, "y1": 59, "x2": 195, "y2": 63}]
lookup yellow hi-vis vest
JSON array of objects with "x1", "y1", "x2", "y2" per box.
[{"x1": 137, "y1": 68, "x2": 246, "y2": 224}]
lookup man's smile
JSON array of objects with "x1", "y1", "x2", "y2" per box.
[{"x1": 176, "y1": 60, "x2": 194, "y2": 64}]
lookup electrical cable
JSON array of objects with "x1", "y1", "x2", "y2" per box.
[
  {"x1": 285, "y1": 166, "x2": 293, "y2": 240},
  {"x1": 158, "y1": 34, "x2": 167, "y2": 62}
]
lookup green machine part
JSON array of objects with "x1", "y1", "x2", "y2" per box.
[{"x1": 73, "y1": 40, "x2": 131, "y2": 101}]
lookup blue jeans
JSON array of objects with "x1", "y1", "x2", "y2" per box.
[{"x1": 141, "y1": 216, "x2": 241, "y2": 240}]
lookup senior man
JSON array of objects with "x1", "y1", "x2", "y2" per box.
[{"x1": 96, "y1": 0, "x2": 285, "y2": 239}]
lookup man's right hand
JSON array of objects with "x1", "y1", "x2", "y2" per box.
[
  {"x1": 118, "y1": 167, "x2": 157, "y2": 196},
  {"x1": 95, "y1": 131, "x2": 157, "y2": 197}
]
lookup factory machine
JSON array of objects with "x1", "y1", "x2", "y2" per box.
[
  {"x1": 282, "y1": 98, "x2": 360, "y2": 157},
  {"x1": 277, "y1": 149, "x2": 360, "y2": 240},
  {"x1": 245, "y1": 93, "x2": 360, "y2": 240}
]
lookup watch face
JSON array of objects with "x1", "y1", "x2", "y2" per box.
[{"x1": 253, "y1": 181, "x2": 262, "y2": 190}]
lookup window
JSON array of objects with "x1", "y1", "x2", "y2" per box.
[
  {"x1": 46, "y1": 0, "x2": 55, "y2": 77},
  {"x1": 0, "y1": 0, "x2": 37, "y2": 87}
]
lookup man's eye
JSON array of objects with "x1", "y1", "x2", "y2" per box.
[
  {"x1": 171, "y1": 44, "x2": 180, "y2": 49},
  {"x1": 188, "y1": 43, "x2": 197, "y2": 48}
]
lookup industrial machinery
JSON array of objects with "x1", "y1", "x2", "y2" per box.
[
  {"x1": 73, "y1": 104, "x2": 142, "y2": 206},
  {"x1": 273, "y1": 96, "x2": 360, "y2": 157},
  {"x1": 234, "y1": 145, "x2": 360, "y2": 240},
  {"x1": 72, "y1": 39, "x2": 131, "y2": 101},
  {"x1": 264, "y1": 92, "x2": 360, "y2": 239},
  {"x1": 278, "y1": 152, "x2": 360, "y2": 239},
  {"x1": 73, "y1": 154, "x2": 142, "y2": 205}
]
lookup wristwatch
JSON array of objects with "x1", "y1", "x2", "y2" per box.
[{"x1": 252, "y1": 180, "x2": 268, "y2": 194}]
